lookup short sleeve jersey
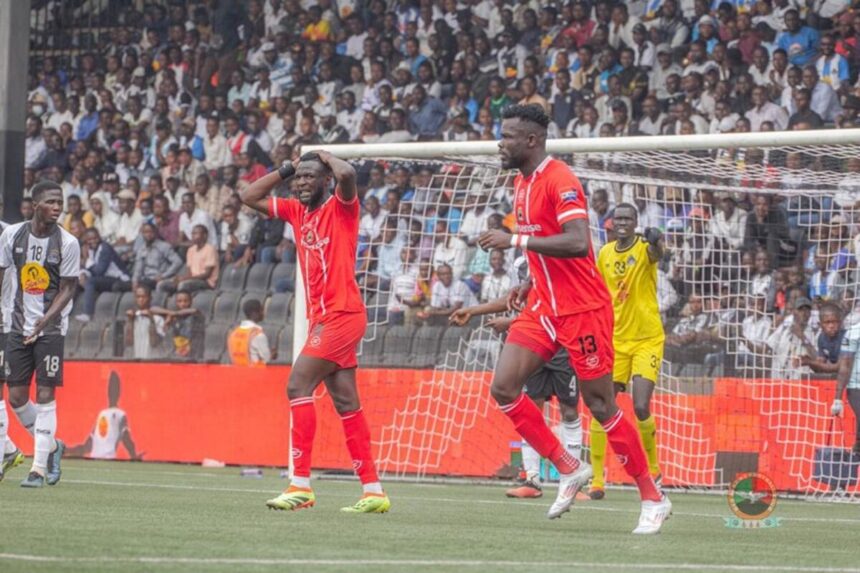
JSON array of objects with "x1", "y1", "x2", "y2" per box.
[
  {"x1": 0, "y1": 222, "x2": 81, "y2": 337},
  {"x1": 269, "y1": 190, "x2": 365, "y2": 321},
  {"x1": 597, "y1": 237, "x2": 664, "y2": 342},
  {"x1": 513, "y1": 157, "x2": 611, "y2": 317}
]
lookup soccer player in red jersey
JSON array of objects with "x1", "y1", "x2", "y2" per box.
[
  {"x1": 240, "y1": 151, "x2": 390, "y2": 514},
  {"x1": 477, "y1": 105, "x2": 671, "y2": 534}
]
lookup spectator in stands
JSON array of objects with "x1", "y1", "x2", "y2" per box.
[
  {"x1": 178, "y1": 191, "x2": 218, "y2": 247},
  {"x1": 76, "y1": 227, "x2": 130, "y2": 323},
  {"x1": 777, "y1": 9, "x2": 820, "y2": 67},
  {"x1": 803, "y1": 301, "x2": 845, "y2": 375},
  {"x1": 665, "y1": 294, "x2": 712, "y2": 366},
  {"x1": 25, "y1": 115, "x2": 47, "y2": 170},
  {"x1": 156, "y1": 290, "x2": 205, "y2": 362},
  {"x1": 362, "y1": 219, "x2": 405, "y2": 292},
  {"x1": 226, "y1": 298, "x2": 271, "y2": 366},
  {"x1": 114, "y1": 188, "x2": 143, "y2": 256},
  {"x1": 744, "y1": 195, "x2": 797, "y2": 268},
  {"x1": 62, "y1": 194, "x2": 93, "y2": 230},
  {"x1": 767, "y1": 296, "x2": 816, "y2": 379},
  {"x1": 125, "y1": 284, "x2": 165, "y2": 360},
  {"x1": 90, "y1": 195, "x2": 119, "y2": 245},
  {"x1": 132, "y1": 222, "x2": 183, "y2": 292},
  {"x1": 243, "y1": 211, "x2": 285, "y2": 265},
  {"x1": 408, "y1": 84, "x2": 448, "y2": 139},
  {"x1": 787, "y1": 87, "x2": 824, "y2": 128},
  {"x1": 481, "y1": 249, "x2": 513, "y2": 303},
  {"x1": 160, "y1": 225, "x2": 219, "y2": 295},
  {"x1": 738, "y1": 296, "x2": 773, "y2": 373},
  {"x1": 746, "y1": 84, "x2": 789, "y2": 131},
  {"x1": 387, "y1": 249, "x2": 422, "y2": 327},
  {"x1": 220, "y1": 205, "x2": 253, "y2": 264},
  {"x1": 420, "y1": 263, "x2": 471, "y2": 326},
  {"x1": 432, "y1": 219, "x2": 469, "y2": 280}
]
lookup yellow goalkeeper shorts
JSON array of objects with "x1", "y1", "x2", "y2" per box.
[{"x1": 613, "y1": 337, "x2": 664, "y2": 385}]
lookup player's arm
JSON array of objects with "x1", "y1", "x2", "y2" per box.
[
  {"x1": 239, "y1": 160, "x2": 297, "y2": 216},
  {"x1": 316, "y1": 150, "x2": 357, "y2": 203},
  {"x1": 25, "y1": 277, "x2": 77, "y2": 345},
  {"x1": 833, "y1": 341, "x2": 855, "y2": 415},
  {"x1": 643, "y1": 227, "x2": 665, "y2": 263},
  {"x1": 478, "y1": 219, "x2": 590, "y2": 258},
  {"x1": 449, "y1": 296, "x2": 509, "y2": 326}
]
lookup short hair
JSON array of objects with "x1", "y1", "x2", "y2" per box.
[
  {"x1": 615, "y1": 202, "x2": 638, "y2": 216},
  {"x1": 135, "y1": 283, "x2": 152, "y2": 295},
  {"x1": 192, "y1": 224, "x2": 209, "y2": 237},
  {"x1": 242, "y1": 298, "x2": 263, "y2": 318},
  {"x1": 820, "y1": 301, "x2": 843, "y2": 318},
  {"x1": 501, "y1": 104, "x2": 551, "y2": 129},
  {"x1": 31, "y1": 180, "x2": 62, "y2": 202},
  {"x1": 300, "y1": 152, "x2": 331, "y2": 172}
]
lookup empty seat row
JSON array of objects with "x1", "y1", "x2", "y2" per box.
[{"x1": 359, "y1": 325, "x2": 470, "y2": 368}]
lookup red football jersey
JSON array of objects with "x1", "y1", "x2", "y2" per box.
[
  {"x1": 269, "y1": 191, "x2": 365, "y2": 321},
  {"x1": 513, "y1": 156, "x2": 611, "y2": 317}
]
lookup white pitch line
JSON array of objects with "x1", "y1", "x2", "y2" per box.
[
  {"x1": 0, "y1": 554, "x2": 858, "y2": 572},
  {"x1": 62, "y1": 478, "x2": 860, "y2": 525}
]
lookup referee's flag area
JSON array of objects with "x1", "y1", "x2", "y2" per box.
[{"x1": 1, "y1": 460, "x2": 858, "y2": 573}]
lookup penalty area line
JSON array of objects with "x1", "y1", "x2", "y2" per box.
[{"x1": 0, "y1": 554, "x2": 859, "y2": 572}]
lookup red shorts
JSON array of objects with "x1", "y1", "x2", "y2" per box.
[
  {"x1": 301, "y1": 311, "x2": 367, "y2": 369},
  {"x1": 507, "y1": 305, "x2": 614, "y2": 381}
]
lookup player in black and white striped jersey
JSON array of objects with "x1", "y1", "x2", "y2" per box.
[
  {"x1": 0, "y1": 219, "x2": 26, "y2": 482},
  {"x1": 0, "y1": 181, "x2": 80, "y2": 488}
]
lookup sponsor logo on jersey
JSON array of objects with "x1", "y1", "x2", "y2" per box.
[
  {"x1": 46, "y1": 249, "x2": 61, "y2": 265},
  {"x1": 20, "y1": 262, "x2": 50, "y2": 295},
  {"x1": 585, "y1": 354, "x2": 600, "y2": 368},
  {"x1": 560, "y1": 190, "x2": 579, "y2": 203},
  {"x1": 518, "y1": 224, "x2": 543, "y2": 233},
  {"x1": 98, "y1": 415, "x2": 109, "y2": 438}
]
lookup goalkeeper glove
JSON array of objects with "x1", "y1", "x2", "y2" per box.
[
  {"x1": 831, "y1": 399, "x2": 843, "y2": 416},
  {"x1": 278, "y1": 161, "x2": 296, "y2": 180},
  {"x1": 644, "y1": 227, "x2": 663, "y2": 246}
]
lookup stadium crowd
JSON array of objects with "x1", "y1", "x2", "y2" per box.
[{"x1": 16, "y1": 0, "x2": 860, "y2": 372}]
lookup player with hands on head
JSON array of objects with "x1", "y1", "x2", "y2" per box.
[{"x1": 240, "y1": 150, "x2": 390, "y2": 513}]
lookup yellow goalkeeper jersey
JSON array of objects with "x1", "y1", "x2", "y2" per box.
[{"x1": 597, "y1": 236, "x2": 663, "y2": 342}]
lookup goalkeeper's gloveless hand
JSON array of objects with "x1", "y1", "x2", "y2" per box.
[{"x1": 644, "y1": 227, "x2": 663, "y2": 246}]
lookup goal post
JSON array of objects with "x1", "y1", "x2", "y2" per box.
[{"x1": 300, "y1": 130, "x2": 860, "y2": 500}]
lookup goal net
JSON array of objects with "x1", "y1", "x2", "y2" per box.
[{"x1": 308, "y1": 130, "x2": 860, "y2": 501}]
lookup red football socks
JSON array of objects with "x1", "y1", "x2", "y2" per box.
[
  {"x1": 290, "y1": 397, "x2": 316, "y2": 479},
  {"x1": 500, "y1": 394, "x2": 580, "y2": 475},
  {"x1": 602, "y1": 410, "x2": 662, "y2": 502},
  {"x1": 340, "y1": 408, "x2": 380, "y2": 485}
]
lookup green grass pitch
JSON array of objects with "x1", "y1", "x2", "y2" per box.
[{"x1": 1, "y1": 460, "x2": 859, "y2": 573}]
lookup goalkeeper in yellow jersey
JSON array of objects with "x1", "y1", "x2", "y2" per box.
[{"x1": 591, "y1": 203, "x2": 665, "y2": 500}]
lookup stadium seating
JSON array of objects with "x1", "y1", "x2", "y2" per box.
[
  {"x1": 211, "y1": 291, "x2": 243, "y2": 325},
  {"x1": 246, "y1": 263, "x2": 275, "y2": 293},
  {"x1": 219, "y1": 264, "x2": 250, "y2": 292}
]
